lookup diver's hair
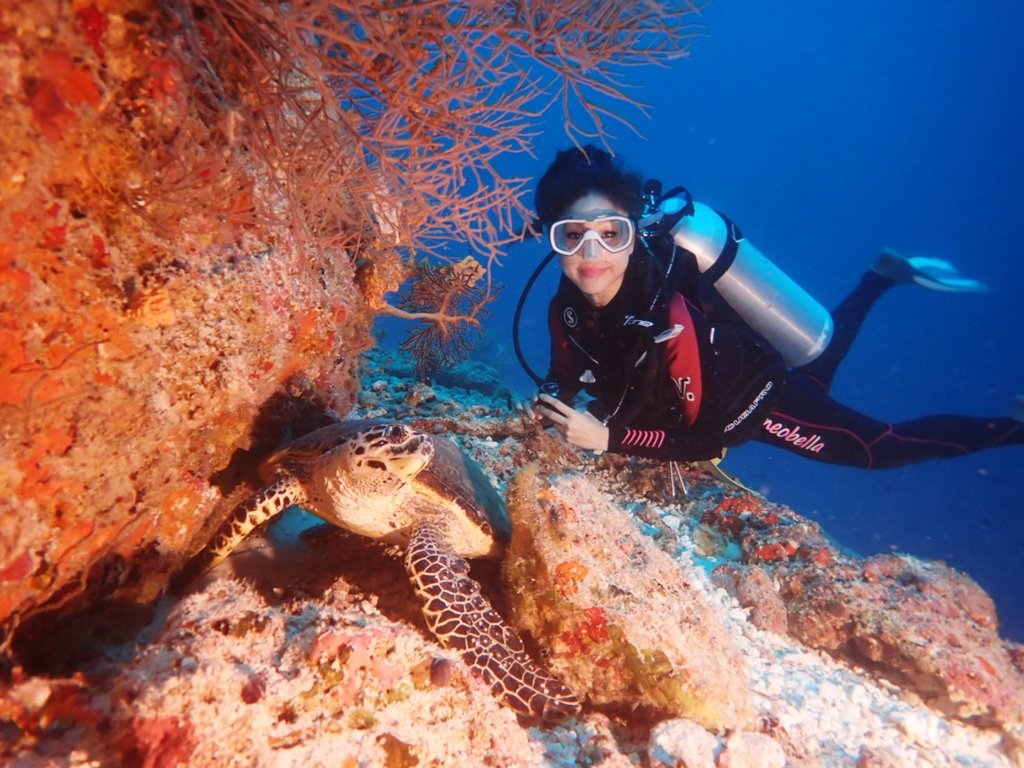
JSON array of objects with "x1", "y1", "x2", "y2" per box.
[{"x1": 534, "y1": 145, "x2": 643, "y2": 224}]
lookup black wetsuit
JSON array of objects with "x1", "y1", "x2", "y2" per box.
[{"x1": 543, "y1": 242, "x2": 1024, "y2": 468}]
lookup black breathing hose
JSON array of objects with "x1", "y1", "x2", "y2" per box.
[{"x1": 512, "y1": 248, "x2": 558, "y2": 387}]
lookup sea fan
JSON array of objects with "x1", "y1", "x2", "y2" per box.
[{"x1": 396, "y1": 256, "x2": 499, "y2": 378}]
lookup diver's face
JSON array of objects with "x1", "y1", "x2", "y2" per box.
[{"x1": 555, "y1": 192, "x2": 632, "y2": 308}]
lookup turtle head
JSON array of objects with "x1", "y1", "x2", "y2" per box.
[{"x1": 343, "y1": 423, "x2": 434, "y2": 483}]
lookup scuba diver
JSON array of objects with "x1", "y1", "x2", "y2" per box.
[{"x1": 517, "y1": 145, "x2": 1024, "y2": 468}]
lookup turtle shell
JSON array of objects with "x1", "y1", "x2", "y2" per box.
[
  {"x1": 258, "y1": 419, "x2": 393, "y2": 478},
  {"x1": 412, "y1": 434, "x2": 512, "y2": 545}
]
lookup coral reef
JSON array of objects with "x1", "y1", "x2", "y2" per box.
[
  {"x1": 695, "y1": 488, "x2": 1024, "y2": 738},
  {"x1": 3, "y1": 2, "x2": 1022, "y2": 765},
  {"x1": 0, "y1": 0, "x2": 366, "y2": 655},
  {"x1": 6, "y1": 570, "x2": 552, "y2": 766},
  {"x1": 2, "y1": 350, "x2": 1022, "y2": 766},
  {"x1": 781, "y1": 554, "x2": 1024, "y2": 730},
  {"x1": 0, "y1": 0, "x2": 701, "y2": 669}
]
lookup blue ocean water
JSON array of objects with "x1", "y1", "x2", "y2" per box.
[{"x1": 385, "y1": 2, "x2": 1024, "y2": 641}]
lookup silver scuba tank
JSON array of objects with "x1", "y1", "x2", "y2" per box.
[{"x1": 666, "y1": 199, "x2": 833, "y2": 368}]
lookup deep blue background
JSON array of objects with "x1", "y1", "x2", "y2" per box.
[{"x1": 387, "y1": 2, "x2": 1024, "y2": 641}]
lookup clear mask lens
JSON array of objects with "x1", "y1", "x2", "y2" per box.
[{"x1": 549, "y1": 216, "x2": 635, "y2": 256}]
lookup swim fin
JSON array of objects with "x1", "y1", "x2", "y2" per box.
[
  {"x1": 696, "y1": 455, "x2": 762, "y2": 497},
  {"x1": 874, "y1": 248, "x2": 990, "y2": 293}
]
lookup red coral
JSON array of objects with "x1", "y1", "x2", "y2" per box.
[
  {"x1": 25, "y1": 48, "x2": 101, "y2": 142},
  {"x1": 144, "y1": 56, "x2": 181, "y2": 101},
  {"x1": 0, "y1": 670, "x2": 102, "y2": 740},
  {"x1": 798, "y1": 545, "x2": 835, "y2": 567},
  {"x1": 716, "y1": 495, "x2": 763, "y2": 515},
  {"x1": 120, "y1": 716, "x2": 196, "y2": 768},
  {"x1": 750, "y1": 542, "x2": 796, "y2": 563},
  {"x1": 700, "y1": 507, "x2": 745, "y2": 537},
  {"x1": 25, "y1": 79, "x2": 72, "y2": 143},
  {"x1": 76, "y1": 3, "x2": 110, "y2": 60},
  {"x1": 16, "y1": 427, "x2": 75, "y2": 500},
  {"x1": 0, "y1": 551, "x2": 35, "y2": 582},
  {"x1": 560, "y1": 606, "x2": 611, "y2": 656},
  {"x1": 701, "y1": 494, "x2": 778, "y2": 538},
  {"x1": 394, "y1": 258, "x2": 498, "y2": 378}
]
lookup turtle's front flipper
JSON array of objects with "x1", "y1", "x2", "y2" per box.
[
  {"x1": 182, "y1": 476, "x2": 308, "y2": 584},
  {"x1": 405, "y1": 519, "x2": 580, "y2": 721}
]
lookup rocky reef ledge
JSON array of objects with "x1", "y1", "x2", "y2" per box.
[{"x1": 2, "y1": 349, "x2": 1022, "y2": 767}]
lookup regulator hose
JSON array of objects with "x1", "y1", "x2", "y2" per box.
[{"x1": 512, "y1": 248, "x2": 558, "y2": 387}]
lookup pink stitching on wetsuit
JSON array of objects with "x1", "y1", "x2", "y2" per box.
[{"x1": 622, "y1": 429, "x2": 666, "y2": 448}]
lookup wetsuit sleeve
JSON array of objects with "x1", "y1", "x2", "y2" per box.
[{"x1": 606, "y1": 423, "x2": 725, "y2": 461}]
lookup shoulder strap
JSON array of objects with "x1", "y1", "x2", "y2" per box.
[{"x1": 702, "y1": 214, "x2": 742, "y2": 284}]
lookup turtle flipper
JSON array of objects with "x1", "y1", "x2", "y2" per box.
[
  {"x1": 405, "y1": 519, "x2": 580, "y2": 721},
  {"x1": 203, "y1": 476, "x2": 307, "y2": 570}
]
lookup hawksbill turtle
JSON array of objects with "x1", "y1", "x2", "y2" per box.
[{"x1": 192, "y1": 418, "x2": 580, "y2": 721}]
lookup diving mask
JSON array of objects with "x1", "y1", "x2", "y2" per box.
[{"x1": 549, "y1": 215, "x2": 635, "y2": 257}]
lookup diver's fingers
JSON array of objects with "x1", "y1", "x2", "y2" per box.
[
  {"x1": 521, "y1": 399, "x2": 551, "y2": 423},
  {"x1": 536, "y1": 398, "x2": 571, "y2": 426},
  {"x1": 537, "y1": 394, "x2": 572, "y2": 417},
  {"x1": 542, "y1": 409, "x2": 569, "y2": 427}
]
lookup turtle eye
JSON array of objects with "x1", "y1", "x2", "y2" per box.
[
  {"x1": 366, "y1": 459, "x2": 387, "y2": 471},
  {"x1": 382, "y1": 424, "x2": 409, "y2": 443}
]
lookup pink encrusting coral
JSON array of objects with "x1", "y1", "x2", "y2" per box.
[
  {"x1": 687, "y1": 481, "x2": 1024, "y2": 735},
  {"x1": 779, "y1": 553, "x2": 1024, "y2": 730}
]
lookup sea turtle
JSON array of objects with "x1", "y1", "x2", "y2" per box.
[{"x1": 193, "y1": 419, "x2": 580, "y2": 721}]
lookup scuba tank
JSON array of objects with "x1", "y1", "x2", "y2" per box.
[
  {"x1": 643, "y1": 184, "x2": 833, "y2": 368},
  {"x1": 513, "y1": 181, "x2": 836, "y2": 386}
]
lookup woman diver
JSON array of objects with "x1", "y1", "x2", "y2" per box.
[{"x1": 524, "y1": 145, "x2": 1024, "y2": 468}]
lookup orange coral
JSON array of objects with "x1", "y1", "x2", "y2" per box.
[
  {"x1": 0, "y1": 0, "x2": 365, "y2": 644},
  {"x1": 553, "y1": 560, "x2": 589, "y2": 596}
]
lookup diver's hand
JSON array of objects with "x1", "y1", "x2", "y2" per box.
[{"x1": 535, "y1": 394, "x2": 609, "y2": 453}]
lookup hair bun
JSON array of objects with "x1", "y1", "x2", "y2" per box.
[{"x1": 534, "y1": 145, "x2": 643, "y2": 224}]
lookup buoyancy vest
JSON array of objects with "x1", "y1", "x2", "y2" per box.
[{"x1": 546, "y1": 244, "x2": 787, "y2": 448}]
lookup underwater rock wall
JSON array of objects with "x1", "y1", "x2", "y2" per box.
[{"x1": 0, "y1": 1, "x2": 370, "y2": 649}]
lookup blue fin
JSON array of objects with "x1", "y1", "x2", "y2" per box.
[{"x1": 875, "y1": 249, "x2": 990, "y2": 294}]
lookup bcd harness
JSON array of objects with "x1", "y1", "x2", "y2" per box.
[{"x1": 513, "y1": 178, "x2": 753, "y2": 429}]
